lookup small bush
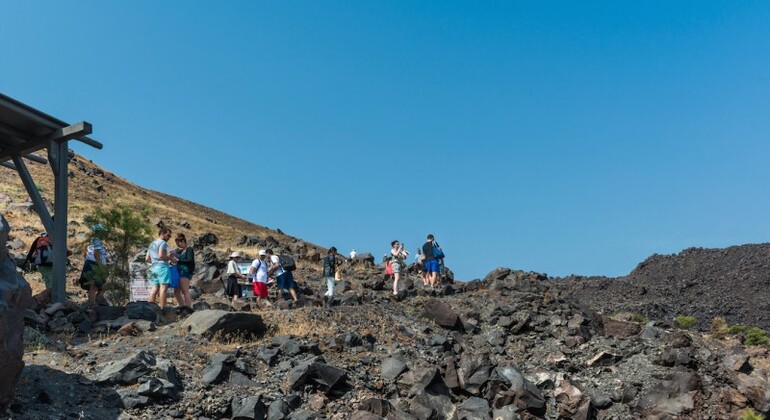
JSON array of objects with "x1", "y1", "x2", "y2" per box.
[
  {"x1": 711, "y1": 317, "x2": 729, "y2": 338},
  {"x1": 741, "y1": 407, "x2": 765, "y2": 420},
  {"x1": 728, "y1": 324, "x2": 750, "y2": 335},
  {"x1": 675, "y1": 315, "x2": 697, "y2": 330},
  {"x1": 745, "y1": 327, "x2": 770, "y2": 347}
]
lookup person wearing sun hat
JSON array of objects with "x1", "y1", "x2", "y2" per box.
[{"x1": 225, "y1": 251, "x2": 245, "y2": 307}]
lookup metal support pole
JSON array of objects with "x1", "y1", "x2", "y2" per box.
[{"x1": 49, "y1": 140, "x2": 69, "y2": 304}]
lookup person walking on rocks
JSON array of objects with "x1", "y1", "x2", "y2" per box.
[
  {"x1": 173, "y1": 233, "x2": 194, "y2": 312},
  {"x1": 266, "y1": 249, "x2": 298, "y2": 302},
  {"x1": 226, "y1": 251, "x2": 246, "y2": 308},
  {"x1": 79, "y1": 224, "x2": 109, "y2": 308},
  {"x1": 422, "y1": 234, "x2": 442, "y2": 289},
  {"x1": 145, "y1": 227, "x2": 177, "y2": 310},
  {"x1": 249, "y1": 250, "x2": 270, "y2": 303},
  {"x1": 322, "y1": 247, "x2": 341, "y2": 305},
  {"x1": 390, "y1": 240, "x2": 409, "y2": 296},
  {"x1": 26, "y1": 231, "x2": 53, "y2": 292}
]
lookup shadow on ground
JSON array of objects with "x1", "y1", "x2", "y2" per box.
[{"x1": 5, "y1": 364, "x2": 122, "y2": 419}]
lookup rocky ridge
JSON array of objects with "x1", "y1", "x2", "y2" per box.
[{"x1": 552, "y1": 243, "x2": 770, "y2": 332}]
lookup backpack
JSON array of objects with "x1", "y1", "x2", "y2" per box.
[
  {"x1": 433, "y1": 244, "x2": 445, "y2": 260},
  {"x1": 278, "y1": 254, "x2": 296, "y2": 272},
  {"x1": 322, "y1": 255, "x2": 335, "y2": 277},
  {"x1": 34, "y1": 236, "x2": 53, "y2": 267}
]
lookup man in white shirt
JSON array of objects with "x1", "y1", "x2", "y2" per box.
[
  {"x1": 349, "y1": 249, "x2": 357, "y2": 260},
  {"x1": 266, "y1": 249, "x2": 298, "y2": 301},
  {"x1": 249, "y1": 250, "x2": 270, "y2": 301}
]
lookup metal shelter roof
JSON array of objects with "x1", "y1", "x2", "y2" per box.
[
  {"x1": 0, "y1": 93, "x2": 102, "y2": 165},
  {"x1": 0, "y1": 92, "x2": 103, "y2": 303}
]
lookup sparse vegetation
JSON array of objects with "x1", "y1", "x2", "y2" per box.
[
  {"x1": 741, "y1": 407, "x2": 765, "y2": 420},
  {"x1": 675, "y1": 315, "x2": 697, "y2": 330},
  {"x1": 83, "y1": 205, "x2": 153, "y2": 304},
  {"x1": 712, "y1": 320, "x2": 770, "y2": 347}
]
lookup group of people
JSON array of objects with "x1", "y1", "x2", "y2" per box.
[
  {"x1": 388, "y1": 233, "x2": 445, "y2": 295},
  {"x1": 145, "y1": 227, "x2": 194, "y2": 312},
  {"x1": 224, "y1": 248, "x2": 299, "y2": 308}
]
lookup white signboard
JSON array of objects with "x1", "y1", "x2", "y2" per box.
[{"x1": 129, "y1": 262, "x2": 152, "y2": 302}]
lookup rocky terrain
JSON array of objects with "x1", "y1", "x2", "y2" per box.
[
  {"x1": 552, "y1": 244, "x2": 770, "y2": 332},
  {"x1": 4, "y1": 155, "x2": 770, "y2": 419},
  {"x1": 8, "y1": 262, "x2": 770, "y2": 419}
]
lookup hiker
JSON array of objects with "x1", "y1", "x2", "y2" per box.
[
  {"x1": 79, "y1": 224, "x2": 109, "y2": 308},
  {"x1": 225, "y1": 251, "x2": 246, "y2": 307},
  {"x1": 26, "y1": 231, "x2": 53, "y2": 291},
  {"x1": 173, "y1": 233, "x2": 194, "y2": 312},
  {"x1": 322, "y1": 247, "x2": 341, "y2": 305},
  {"x1": 390, "y1": 240, "x2": 409, "y2": 296},
  {"x1": 422, "y1": 234, "x2": 442, "y2": 289},
  {"x1": 266, "y1": 249, "x2": 298, "y2": 301},
  {"x1": 145, "y1": 227, "x2": 177, "y2": 310},
  {"x1": 349, "y1": 248, "x2": 357, "y2": 261},
  {"x1": 249, "y1": 249, "x2": 270, "y2": 302}
]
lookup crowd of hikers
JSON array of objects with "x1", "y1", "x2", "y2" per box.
[{"x1": 25, "y1": 225, "x2": 445, "y2": 311}]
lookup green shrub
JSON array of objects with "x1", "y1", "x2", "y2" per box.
[
  {"x1": 745, "y1": 327, "x2": 770, "y2": 347},
  {"x1": 728, "y1": 324, "x2": 750, "y2": 335},
  {"x1": 741, "y1": 407, "x2": 765, "y2": 420},
  {"x1": 675, "y1": 315, "x2": 697, "y2": 330}
]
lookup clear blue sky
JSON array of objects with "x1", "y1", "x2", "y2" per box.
[{"x1": 2, "y1": 2, "x2": 770, "y2": 281}]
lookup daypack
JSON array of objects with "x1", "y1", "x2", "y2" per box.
[
  {"x1": 34, "y1": 236, "x2": 53, "y2": 267},
  {"x1": 385, "y1": 260, "x2": 393, "y2": 276},
  {"x1": 433, "y1": 244, "x2": 445, "y2": 260},
  {"x1": 278, "y1": 254, "x2": 296, "y2": 272},
  {"x1": 322, "y1": 255, "x2": 335, "y2": 277}
]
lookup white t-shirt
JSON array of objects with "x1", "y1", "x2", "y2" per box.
[
  {"x1": 270, "y1": 255, "x2": 285, "y2": 277},
  {"x1": 226, "y1": 260, "x2": 240, "y2": 275},
  {"x1": 250, "y1": 258, "x2": 268, "y2": 284},
  {"x1": 350, "y1": 250, "x2": 357, "y2": 259}
]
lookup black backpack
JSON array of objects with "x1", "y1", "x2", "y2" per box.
[
  {"x1": 278, "y1": 254, "x2": 296, "y2": 272},
  {"x1": 322, "y1": 255, "x2": 335, "y2": 277}
]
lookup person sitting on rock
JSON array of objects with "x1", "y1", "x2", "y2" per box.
[
  {"x1": 225, "y1": 251, "x2": 246, "y2": 308},
  {"x1": 145, "y1": 227, "x2": 177, "y2": 310},
  {"x1": 266, "y1": 249, "x2": 298, "y2": 302},
  {"x1": 26, "y1": 231, "x2": 53, "y2": 292}
]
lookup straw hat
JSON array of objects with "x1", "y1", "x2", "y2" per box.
[{"x1": 229, "y1": 251, "x2": 243, "y2": 259}]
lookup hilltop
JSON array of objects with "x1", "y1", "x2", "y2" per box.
[{"x1": 551, "y1": 244, "x2": 770, "y2": 332}]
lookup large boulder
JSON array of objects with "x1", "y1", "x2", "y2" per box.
[
  {"x1": 180, "y1": 310, "x2": 266, "y2": 340},
  {"x1": 0, "y1": 213, "x2": 32, "y2": 410}
]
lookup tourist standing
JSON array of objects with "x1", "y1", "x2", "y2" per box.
[
  {"x1": 249, "y1": 250, "x2": 270, "y2": 302},
  {"x1": 173, "y1": 233, "x2": 194, "y2": 312},
  {"x1": 225, "y1": 251, "x2": 245, "y2": 307},
  {"x1": 79, "y1": 224, "x2": 109, "y2": 308},
  {"x1": 26, "y1": 231, "x2": 53, "y2": 291},
  {"x1": 349, "y1": 248, "x2": 357, "y2": 261},
  {"x1": 266, "y1": 249, "x2": 298, "y2": 301},
  {"x1": 146, "y1": 227, "x2": 177, "y2": 310},
  {"x1": 322, "y1": 247, "x2": 340, "y2": 305},
  {"x1": 390, "y1": 240, "x2": 409, "y2": 296},
  {"x1": 422, "y1": 234, "x2": 441, "y2": 289}
]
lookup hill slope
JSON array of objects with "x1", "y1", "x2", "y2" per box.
[
  {"x1": 0, "y1": 153, "x2": 325, "y2": 293},
  {"x1": 551, "y1": 244, "x2": 770, "y2": 331}
]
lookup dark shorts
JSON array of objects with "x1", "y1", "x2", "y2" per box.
[
  {"x1": 78, "y1": 260, "x2": 106, "y2": 291},
  {"x1": 277, "y1": 271, "x2": 297, "y2": 290},
  {"x1": 225, "y1": 275, "x2": 241, "y2": 298},
  {"x1": 424, "y1": 260, "x2": 440, "y2": 273}
]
